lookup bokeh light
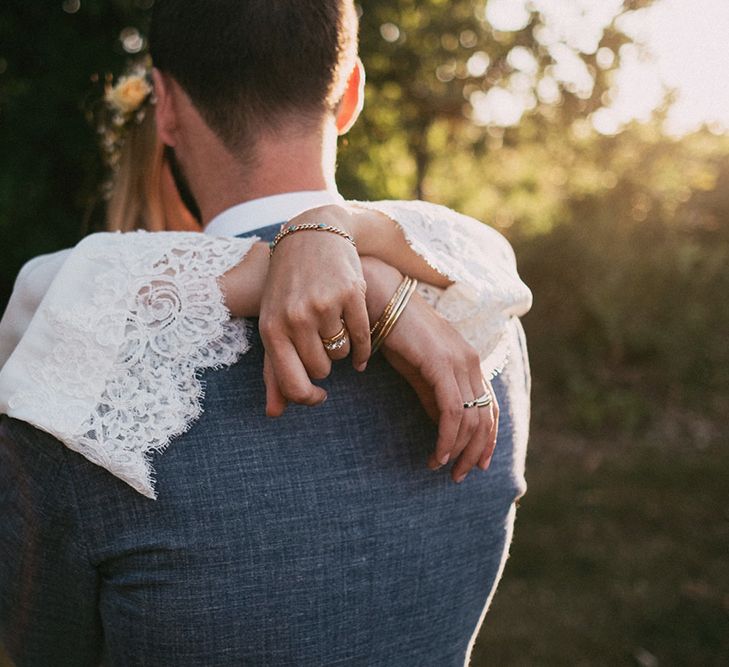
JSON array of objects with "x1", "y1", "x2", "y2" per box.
[{"x1": 600, "y1": 0, "x2": 729, "y2": 135}]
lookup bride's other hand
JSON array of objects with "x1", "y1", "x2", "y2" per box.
[{"x1": 362, "y1": 257, "x2": 499, "y2": 483}]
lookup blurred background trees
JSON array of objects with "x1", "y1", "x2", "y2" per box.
[
  {"x1": 1, "y1": 0, "x2": 727, "y2": 663},
  {"x1": 2, "y1": 0, "x2": 724, "y2": 438}
]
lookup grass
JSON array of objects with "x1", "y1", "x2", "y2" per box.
[{"x1": 472, "y1": 427, "x2": 729, "y2": 666}]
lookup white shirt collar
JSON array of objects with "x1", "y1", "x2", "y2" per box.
[{"x1": 203, "y1": 190, "x2": 345, "y2": 237}]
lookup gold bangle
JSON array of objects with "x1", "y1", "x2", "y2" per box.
[
  {"x1": 370, "y1": 276, "x2": 411, "y2": 337},
  {"x1": 371, "y1": 282, "x2": 414, "y2": 355},
  {"x1": 372, "y1": 278, "x2": 417, "y2": 353},
  {"x1": 370, "y1": 276, "x2": 418, "y2": 356},
  {"x1": 268, "y1": 222, "x2": 356, "y2": 257}
]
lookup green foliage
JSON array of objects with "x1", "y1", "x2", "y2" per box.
[
  {"x1": 0, "y1": 0, "x2": 145, "y2": 303},
  {"x1": 512, "y1": 128, "x2": 729, "y2": 435},
  {"x1": 339, "y1": 0, "x2": 647, "y2": 198},
  {"x1": 1, "y1": 0, "x2": 726, "y2": 440}
]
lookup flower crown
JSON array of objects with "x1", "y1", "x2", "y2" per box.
[
  {"x1": 105, "y1": 66, "x2": 154, "y2": 122},
  {"x1": 92, "y1": 59, "x2": 155, "y2": 170}
]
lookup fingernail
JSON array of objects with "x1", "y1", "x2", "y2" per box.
[
  {"x1": 455, "y1": 472, "x2": 467, "y2": 484},
  {"x1": 356, "y1": 361, "x2": 367, "y2": 372},
  {"x1": 438, "y1": 452, "x2": 450, "y2": 465}
]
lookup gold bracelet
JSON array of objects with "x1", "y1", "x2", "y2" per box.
[
  {"x1": 370, "y1": 276, "x2": 418, "y2": 356},
  {"x1": 370, "y1": 276, "x2": 411, "y2": 337},
  {"x1": 371, "y1": 278, "x2": 416, "y2": 354},
  {"x1": 372, "y1": 278, "x2": 417, "y2": 353},
  {"x1": 268, "y1": 222, "x2": 356, "y2": 257}
]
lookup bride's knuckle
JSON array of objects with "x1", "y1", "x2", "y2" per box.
[
  {"x1": 445, "y1": 404, "x2": 463, "y2": 421},
  {"x1": 311, "y1": 303, "x2": 328, "y2": 319},
  {"x1": 311, "y1": 357, "x2": 332, "y2": 379},
  {"x1": 259, "y1": 318, "x2": 277, "y2": 339},
  {"x1": 466, "y1": 348, "x2": 481, "y2": 368},
  {"x1": 286, "y1": 307, "x2": 309, "y2": 327}
]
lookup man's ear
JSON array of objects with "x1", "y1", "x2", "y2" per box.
[
  {"x1": 335, "y1": 58, "x2": 365, "y2": 135},
  {"x1": 152, "y1": 68, "x2": 178, "y2": 147}
]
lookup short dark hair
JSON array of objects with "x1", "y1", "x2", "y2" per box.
[{"x1": 150, "y1": 0, "x2": 358, "y2": 151}]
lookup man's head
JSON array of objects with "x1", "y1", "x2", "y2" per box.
[{"x1": 150, "y1": 0, "x2": 361, "y2": 154}]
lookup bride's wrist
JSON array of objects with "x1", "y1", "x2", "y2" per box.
[
  {"x1": 361, "y1": 256, "x2": 404, "y2": 323},
  {"x1": 220, "y1": 241, "x2": 270, "y2": 317},
  {"x1": 286, "y1": 204, "x2": 390, "y2": 257}
]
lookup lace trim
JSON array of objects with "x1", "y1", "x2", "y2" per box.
[
  {"x1": 355, "y1": 201, "x2": 532, "y2": 378},
  {"x1": 7, "y1": 232, "x2": 256, "y2": 498}
]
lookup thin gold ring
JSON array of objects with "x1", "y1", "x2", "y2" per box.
[{"x1": 321, "y1": 324, "x2": 348, "y2": 352}]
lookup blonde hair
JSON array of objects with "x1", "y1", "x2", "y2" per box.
[{"x1": 105, "y1": 111, "x2": 200, "y2": 232}]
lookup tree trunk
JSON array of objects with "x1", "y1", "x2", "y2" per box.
[
  {"x1": 414, "y1": 146, "x2": 429, "y2": 200},
  {"x1": 413, "y1": 121, "x2": 431, "y2": 200}
]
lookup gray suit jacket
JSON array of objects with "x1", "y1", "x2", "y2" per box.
[{"x1": 0, "y1": 223, "x2": 530, "y2": 666}]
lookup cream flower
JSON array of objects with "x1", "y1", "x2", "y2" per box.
[{"x1": 105, "y1": 74, "x2": 152, "y2": 115}]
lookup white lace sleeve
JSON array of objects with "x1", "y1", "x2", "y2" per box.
[
  {"x1": 354, "y1": 200, "x2": 533, "y2": 378},
  {"x1": 0, "y1": 231, "x2": 257, "y2": 499}
]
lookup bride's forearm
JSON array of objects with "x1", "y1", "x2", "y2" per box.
[
  {"x1": 219, "y1": 241, "x2": 270, "y2": 317},
  {"x1": 220, "y1": 238, "x2": 417, "y2": 320},
  {"x1": 348, "y1": 208, "x2": 452, "y2": 287},
  {"x1": 297, "y1": 206, "x2": 453, "y2": 289},
  {"x1": 220, "y1": 199, "x2": 463, "y2": 318}
]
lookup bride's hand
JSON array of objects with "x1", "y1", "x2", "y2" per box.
[
  {"x1": 259, "y1": 205, "x2": 371, "y2": 414},
  {"x1": 362, "y1": 257, "x2": 499, "y2": 483}
]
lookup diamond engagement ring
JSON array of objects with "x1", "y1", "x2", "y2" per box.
[
  {"x1": 463, "y1": 391, "x2": 493, "y2": 409},
  {"x1": 321, "y1": 325, "x2": 348, "y2": 352}
]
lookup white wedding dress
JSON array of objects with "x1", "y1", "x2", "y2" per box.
[{"x1": 0, "y1": 200, "x2": 532, "y2": 498}]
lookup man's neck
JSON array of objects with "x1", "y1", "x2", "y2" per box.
[{"x1": 191, "y1": 124, "x2": 339, "y2": 226}]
